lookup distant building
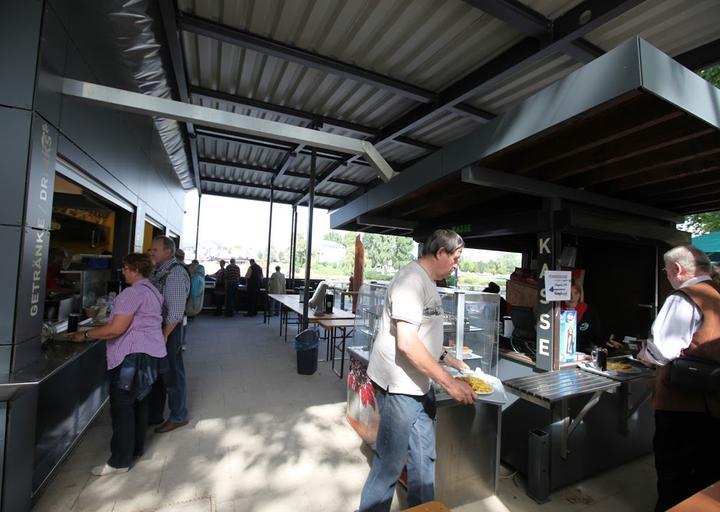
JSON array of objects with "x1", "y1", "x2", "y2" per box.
[{"x1": 316, "y1": 240, "x2": 346, "y2": 264}]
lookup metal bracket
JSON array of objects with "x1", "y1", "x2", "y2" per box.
[
  {"x1": 559, "y1": 390, "x2": 604, "y2": 459},
  {"x1": 618, "y1": 383, "x2": 653, "y2": 435}
]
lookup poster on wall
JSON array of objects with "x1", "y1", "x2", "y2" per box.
[{"x1": 560, "y1": 309, "x2": 577, "y2": 363}]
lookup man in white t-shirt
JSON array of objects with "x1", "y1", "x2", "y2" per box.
[{"x1": 359, "y1": 229, "x2": 475, "y2": 512}]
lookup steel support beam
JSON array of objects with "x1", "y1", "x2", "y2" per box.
[
  {"x1": 200, "y1": 189, "x2": 299, "y2": 206},
  {"x1": 200, "y1": 176, "x2": 343, "y2": 200},
  {"x1": 302, "y1": 0, "x2": 643, "y2": 207},
  {"x1": 179, "y1": 12, "x2": 494, "y2": 122},
  {"x1": 199, "y1": 157, "x2": 277, "y2": 176},
  {"x1": 461, "y1": 166, "x2": 680, "y2": 223},
  {"x1": 463, "y1": 0, "x2": 604, "y2": 63},
  {"x1": 191, "y1": 86, "x2": 440, "y2": 152},
  {"x1": 158, "y1": 0, "x2": 201, "y2": 191},
  {"x1": 61, "y1": 78, "x2": 395, "y2": 182},
  {"x1": 195, "y1": 125, "x2": 390, "y2": 169},
  {"x1": 200, "y1": 157, "x2": 366, "y2": 188},
  {"x1": 356, "y1": 216, "x2": 417, "y2": 232},
  {"x1": 376, "y1": 0, "x2": 645, "y2": 143}
]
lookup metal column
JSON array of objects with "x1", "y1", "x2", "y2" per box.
[
  {"x1": 194, "y1": 194, "x2": 201, "y2": 260},
  {"x1": 265, "y1": 182, "x2": 274, "y2": 279},
  {"x1": 301, "y1": 149, "x2": 316, "y2": 330},
  {"x1": 289, "y1": 205, "x2": 297, "y2": 288}
]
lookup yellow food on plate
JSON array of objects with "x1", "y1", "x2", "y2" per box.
[
  {"x1": 607, "y1": 361, "x2": 632, "y2": 371},
  {"x1": 456, "y1": 375, "x2": 493, "y2": 394}
]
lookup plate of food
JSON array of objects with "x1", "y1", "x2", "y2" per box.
[
  {"x1": 606, "y1": 361, "x2": 642, "y2": 374},
  {"x1": 455, "y1": 374, "x2": 494, "y2": 395}
]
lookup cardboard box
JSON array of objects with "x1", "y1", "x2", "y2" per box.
[{"x1": 506, "y1": 279, "x2": 538, "y2": 311}]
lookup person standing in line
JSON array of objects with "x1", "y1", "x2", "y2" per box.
[
  {"x1": 175, "y1": 249, "x2": 190, "y2": 350},
  {"x1": 268, "y1": 265, "x2": 286, "y2": 316},
  {"x1": 213, "y1": 260, "x2": 226, "y2": 316},
  {"x1": 148, "y1": 236, "x2": 190, "y2": 433},
  {"x1": 224, "y1": 258, "x2": 241, "y2": 317},
  {"x1": 245, "y1": 258, "x2": 263, "y2": 317},
  {"x1": 359, "y1": 229, "x2": 475, "y2": 512},
  {"x1": 638, "y1": 245, "x2": 720, "y2": 511},
  {"x1": 70, "y1": 253, "x2": 166, "y2": 475}
]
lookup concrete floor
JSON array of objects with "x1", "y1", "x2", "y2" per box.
[{"x1": 32, "y1": 315, "x2": 657, "y2": 512}]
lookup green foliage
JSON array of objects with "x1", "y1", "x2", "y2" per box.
[
  {"x1": 294, "y1": 237, "x2": 307, "y2": 269},
  {"x1": 683, "y1": 212, "x2": 720, "y2": 236},
  {"x1": 700, "y1": 66, "x2": 720, "y2": 88},
  {"x1": 324, "y1": 231, "x2": 343, "y2": 244},
  {"x1": 363, "y1": 233, "x2": 415, "y2": 271}
]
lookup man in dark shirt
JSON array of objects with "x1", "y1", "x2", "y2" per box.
[
  {"x1": 245, "y1": 259, "x2": 263, "y2": 317},
  {"x1": 224, "y1": 258, "x2": 241, "y2": 317}
]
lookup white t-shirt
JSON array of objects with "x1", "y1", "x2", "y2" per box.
[
  {"x1": 367, "y1": 261, "x2": 444, "y2": 395},
  {"x1": 639, "y1": 275, "x2": 709, "y2": 366}
]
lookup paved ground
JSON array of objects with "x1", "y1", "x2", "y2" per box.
[{"x1": 33, "y1": 315, "x2": 657, "y2": 512}]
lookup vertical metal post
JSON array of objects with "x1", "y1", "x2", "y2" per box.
[
  {"x1": 265, "y1": 182, "x2": 274, "y2": 279},
  {"x1": 264, "y1": 183, "x2": 274, "y2": 324},
  {"x1": 194, "y1": 194, "x2": 201, "y2": 260},
  {"x1": 301, "y1": 149, "x2": 316, "y2": 329},
  {"x1": 289, "y1": 205, "x2": 297, "y2": 288}
]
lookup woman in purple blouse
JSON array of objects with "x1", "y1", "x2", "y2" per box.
[{"x1": 71, "y1": 253, "x2": 166, "y2": 476}]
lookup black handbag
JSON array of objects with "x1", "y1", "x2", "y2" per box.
[{"x1": 669, "y1": 355, "x2": 720, "y2": 392}]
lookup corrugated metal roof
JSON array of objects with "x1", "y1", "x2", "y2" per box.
[{"x1": 172, "y1": 0, "x2": 720, "y2": 212}]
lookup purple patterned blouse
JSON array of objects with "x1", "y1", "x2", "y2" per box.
[{"x1": 105, "y1": 278, "x2": 167, "y2": 369}]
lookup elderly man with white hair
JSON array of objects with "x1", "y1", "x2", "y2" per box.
[{"x1": 639, "y1": 245, "x2": 720, "y2": 511}]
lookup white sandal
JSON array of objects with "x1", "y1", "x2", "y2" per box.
[{"x1": 91, "y1": 463, "x2": 129, "y2": 476}]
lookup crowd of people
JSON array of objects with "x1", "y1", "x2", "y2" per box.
[{"x1": 63, "y1": 228, "x2": 719, "y2": 511}]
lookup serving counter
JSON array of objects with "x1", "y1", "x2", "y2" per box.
[
  {"x1": 498, "y1": 354, "x2": 655, "y2": 502},
  {"x1": 0, "y1": 337, "x2": 107, "y2": 508}
]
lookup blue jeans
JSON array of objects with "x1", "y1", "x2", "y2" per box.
[
  {"x1": 149, "y1": 326, "x2": 188, "y2": 423},
  {"x1": 359, "y1": 385, "x2": 437, "y2": 512}
]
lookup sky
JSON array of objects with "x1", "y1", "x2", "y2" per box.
[{"x1": 181, "y1": 191, "x2": 519, "y2": 262}]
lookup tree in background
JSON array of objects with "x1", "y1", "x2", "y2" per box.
[
  {"x1": 685, "y1": 65, "x2": 720, "y2": 234},
  {"x1": 324, "y1": 231, "x2": 343, "y2": 244},
  {"x1": 294, "y1": 236, "x2": 307, "y2": 269},
  {"x1": 392, "y1": 236, "x2": 414, "y2": 269},
  {"x1": 364, "y1": 233, "x2": 396, "y2": 272}
]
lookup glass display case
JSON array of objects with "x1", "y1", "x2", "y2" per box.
[
  {"x1": 439, "y1": 288, "x2": 500, "y2": 377},
  {"x1": 351, "y1": 282, "x2": 387, "y2": 352}
]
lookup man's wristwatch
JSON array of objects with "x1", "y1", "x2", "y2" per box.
[{"x1": 439, "y1": 349, "x2": 448, "y2": 362}]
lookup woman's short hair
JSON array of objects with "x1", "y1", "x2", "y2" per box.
[
  {"x1": 123, "y1": 253, "x2": 154, "y2": 277},
  {"x1": 422, "y1": 229, "x2": 464, "y2": 257},
  {"x1": 664, "y1": 245, "x2": 711, "y2": 275}
]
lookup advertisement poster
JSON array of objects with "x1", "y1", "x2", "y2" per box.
[{"x1": 560, "y1": 309, "x2": 577, "y2": 362}]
